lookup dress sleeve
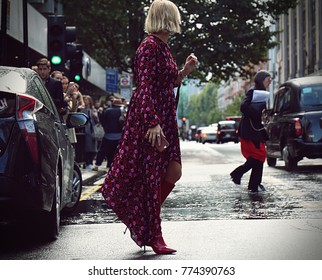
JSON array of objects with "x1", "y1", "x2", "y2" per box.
[{"x1": 136, "y1": 40, "x2": 160, "y2": 128}]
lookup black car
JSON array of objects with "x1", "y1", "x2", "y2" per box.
[
  {"x1": 265, "y1": 76, "x2": 322, "y2": 170},
  {"x1": 216, "y1": 120, "x2": 239, "y2": 144},
  {"x1": 0, "y1": 66, "x2": 88, "y2": 239}
]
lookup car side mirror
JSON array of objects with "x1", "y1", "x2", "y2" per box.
[{"x1": 65, "y1": 112, "x2": 89, "y2": 128}]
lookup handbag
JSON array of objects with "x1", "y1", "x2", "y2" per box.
[
  {"x1": 93, "y1": 123, "x2": 105, "y2": 140},
  {"x1": 156, "y1": 135, "x2": 170, "y2": 152}
]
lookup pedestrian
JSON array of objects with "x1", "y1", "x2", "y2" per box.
[
  {"x1": 230, "y1": 70, "x2": 272, "y2": 193},
  {"x1": 92, "y1": 98, "x2": 125, "y2": 171},
  {"x1": 81, "y1": 95, "x2": 99, "y2": 169},
  {"x1": 50, "y1": 70, "x2": 63, "y2": 81},
  {"x1": 36, "y1": 58, "x2": 66, "y2": 115},
  {"x1": 100, "y1": 0, "x2": 198, "y2": 254},
  {"x1": 61, "y1": 75, "x2": 70, "y2": 93},
  {"x1": 64, "y1": 82, "x2": 85, "y2": 113},
  {"x1": 63, "y1": 82, "x2": 84, "y2": 144}
]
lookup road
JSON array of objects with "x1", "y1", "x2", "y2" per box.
[
  {"x1": 1, "y1": 140, "x2": 322, "y2": 261},
  {"x1": 62, "y1": 140, "x2": 322, "y2": 225}
]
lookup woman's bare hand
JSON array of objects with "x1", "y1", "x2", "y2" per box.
[{"x1": 146, "y1": 124, "x2": 164, "y2": 147}]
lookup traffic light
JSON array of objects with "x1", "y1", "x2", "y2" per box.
[
  {"x1": 47, "y1": 15, "x2": 65, "y2": 71},
  {"x1": 67, "y1": 42, "x2": 83, "y2": 82},
  {"x1": 65, "y1": 25, "x2": 83, "y2": 82}
]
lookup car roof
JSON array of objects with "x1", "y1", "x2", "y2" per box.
[
  {"x1": 0, "y1": 66, "x2": 36, "y2": 94},
  {"x1": 218, "y1": 120, "x2": 236, "y2": 124},
  {"x1": 202, "y1": 126, "x2": 217, "y2": 131},
  {"x1": 282, "y1": 76, "x2": 322, "y2": 88}
]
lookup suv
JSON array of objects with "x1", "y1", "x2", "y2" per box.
[
  {"x1": 265, "y1": 76, "x2": 322, "y2": 170},
  {"x1": 216, "y1": 120, "x2": 239, "y2": 144}
]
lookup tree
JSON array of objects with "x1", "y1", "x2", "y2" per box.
[
  {"x1": 62, "y1": 0, "x2": 298, "y2": 81},
  {"x1": 224, "y1": 94, "x2": 245, "y2": 117},
  {"x1": 187, "y1": 82, "x2": 222, "y2": 126}
]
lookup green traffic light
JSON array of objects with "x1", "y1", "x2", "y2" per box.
[
  {"x1": 74, "y1": 74, "x2": 81, "y2": 81},
  {"x1": 51, "y1": 55, "x2": 62, "y2": 65}
]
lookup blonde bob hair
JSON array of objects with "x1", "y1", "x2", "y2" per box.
[{"x1": 145, "y1": 0, "x2": 181, "y2": 34}]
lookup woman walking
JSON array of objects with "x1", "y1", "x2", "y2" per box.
[
  {"x1": 230, "y1": 70, "x2": 271, "y2": 193},
  {"x1": 81, "y1": 95, "x2": 98, "y2": 169},
  {"x1": 100, "y1": 0, "x2": 197, "y2": 254}
]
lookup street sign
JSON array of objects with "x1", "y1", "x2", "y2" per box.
[
  {"x1": 120, "y1": 72, "x2": 131, "y2": 87},
  {"x1": 120, "y1": 87, "x2": 132, "y2": 100},
  {"x1": 106, "y1": 67, "x2": 118, "y2": 93}
]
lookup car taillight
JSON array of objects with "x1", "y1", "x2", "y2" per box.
[
  {"x1": 294, "y1": 119, "x2": 302, "y2": 137},
  {"x1": 217, "y1": 131, "x2": 221, "y2": 135},
  {"x1": 16, "y1": 94, "x2": 43, "y2": 165}
]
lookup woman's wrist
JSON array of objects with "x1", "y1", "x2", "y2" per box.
[{"x1": 179, "y1": 69, "x2": 188, "y2": 79}]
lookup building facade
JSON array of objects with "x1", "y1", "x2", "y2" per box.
[
  {"x1": 275, "y1": 0, "x2": 322, "y2": 88},
  {"x1": 0, "y1": 0, "x2": 107, "y2": 97}
]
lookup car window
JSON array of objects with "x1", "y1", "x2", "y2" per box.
[
  {"x1": 276, "y1": 87, "x2": 291, "y2": 113},
  {"x1": 219, "y1": 122, "x2": 235, "y2": 129},
  {"x1": 0, "y1": 92, "x2": 15, "y2": 117},
  {"x1": 300, "y1": 86, "x2": 322, "y2": 106},
  {"x1": 32, "y1": 77, "x2": 58, "y2": 116}
]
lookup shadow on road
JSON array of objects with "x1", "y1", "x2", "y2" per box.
[{"x1": 0, "y1": 222, "x2": 55, "y2": 259}]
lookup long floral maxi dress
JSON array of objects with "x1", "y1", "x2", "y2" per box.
[{"x1": 100, "y1": 35, "x2": 181, "y2": 247}]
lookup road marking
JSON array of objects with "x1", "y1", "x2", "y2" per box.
[{"x1": 80, "y1": 185, "x2": 102, "y2": 201}]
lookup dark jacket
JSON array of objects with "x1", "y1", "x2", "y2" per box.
[
  {"x1": 45, "y1": 76, "x2": 66, "y2": 111},
  {"x1": 239, "y1": 87, "x2": 268, "y2": 142},
  {"x1": 101, "y1": 106, "x2": 124, "y2": 134}
]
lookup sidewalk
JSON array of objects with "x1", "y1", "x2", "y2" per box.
[{"x1": 81, "y1": 164, "x2": 107, "y2": 186}]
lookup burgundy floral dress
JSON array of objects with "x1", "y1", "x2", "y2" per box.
[{"x1": 100, "y1": 35, "x2": 181, "y2": 247}]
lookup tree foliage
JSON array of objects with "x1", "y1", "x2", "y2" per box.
[
  {"x1": 62, "y1": 0, "x2": 298, "y2": 81},
  {"x1": 187, "y1": 82, "x2": 223, "y2": 126},
  {"x1": 224, "y1": 94, "x2": 245, "y2": 117}
]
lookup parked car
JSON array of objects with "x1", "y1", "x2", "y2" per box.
[
  {"x1": 216, "y1": 120, "x2": 239, "y2": 143},
  {"x1": 265, "y1": 76, "x2": 322, "y2": 170},
  {"x1": 200, "y1": 126, "x2": 218, "y2": 144},
  {"x1": 0, "y1": 66, "x2": 88, "y2": 240}
]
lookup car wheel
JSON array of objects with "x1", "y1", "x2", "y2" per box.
[
  {"x1": 44, "y1": 170, "x2": 61, "y2": 240},
  {"x1": 282, "y1": 146, "x2": 297, "y2": 171},
  {"x1": 267, "y1": 156, "x2": 277, "y2": 167},
  {"x1": 63, "y1": 163, "x2": 82, "y2": 214}
]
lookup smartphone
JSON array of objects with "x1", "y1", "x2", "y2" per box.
[{"x1": 156, "y1": 135, "x2": 169, "y2": 152}]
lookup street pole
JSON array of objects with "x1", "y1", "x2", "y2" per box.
[
  {"x1": 0, "y1": 0, "x2": 8, "y2": 66},
  {"x1": 23, "y1": 0, "x2": 30, "y2": 67}
]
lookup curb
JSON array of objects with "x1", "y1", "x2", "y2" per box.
[{"x1": 81, "y1": 170, "x2": 106, "y2": 186}]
